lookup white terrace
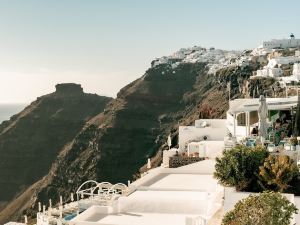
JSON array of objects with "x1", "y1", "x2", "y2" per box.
[
  {"x1": 70, "y1": 160, "x2": 223, "y2": 225},
  {"x1": 32, "y1": 157, "x2": 223, "y2": 225}
]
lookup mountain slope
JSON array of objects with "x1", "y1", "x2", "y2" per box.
[
  {"x1": 0, "y1": 83, "x2": 112, "y2": 211},
  {"x1": 0, "y1": 47, "x2": 286, "y2": 223}
]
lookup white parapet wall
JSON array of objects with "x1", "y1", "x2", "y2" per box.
[
  {"x1": 162, "y1": 148, "x2": 179, "y2": 166},
  {"x1": 70, "y1": 205, "x2": 115, "y2": 225},
  {"x1": 293, "y1": 197, "x2": 300, "y2": 223},
  {"x1": 4, "y1": 223, "x2": 25, "y2": 225},
  {"x1": 187, "y1": 141, "x2": 224, "y2": 159}
]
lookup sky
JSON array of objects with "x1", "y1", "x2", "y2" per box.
[{"x1": 0, "y1": 0, "x2": 299, "y2": 103}]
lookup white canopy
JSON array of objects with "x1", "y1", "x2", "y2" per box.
[{"x1": 228, "y1": 96, "x2": 298, "y2": 114}]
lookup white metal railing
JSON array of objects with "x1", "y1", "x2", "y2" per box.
[
  {"x1": 76, "y1": 181, "x2": 128, "y2": 208},
  {"x1": 186, "y1": 215, "x2": 207, "y2": 225}
]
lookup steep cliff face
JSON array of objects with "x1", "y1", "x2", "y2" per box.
[
  {"x1": 39, "y1": 63, "x2": 209, "y2": 192},
  {"x1": 0, "y1": 62, "x2": 214, "y2": 222},
  {"x1": 32, "y1": 63, "x2": 284, "y2": 199},
  {"x1": 0, "y1": 48, "x2": 286, "y2": 223},
  {"x1": 0, "y1": 84, "x2": 111, "y2": 208}
]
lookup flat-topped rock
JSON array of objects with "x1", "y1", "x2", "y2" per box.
[{"x1": 55, "y1": 83, "x2": 84, "y2": 96}]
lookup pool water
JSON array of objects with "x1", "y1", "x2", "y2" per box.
[{"x1": 64, "y1": 213, "x2": 77, "y2": 221}]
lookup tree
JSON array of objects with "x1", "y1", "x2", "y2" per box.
[
  {"x1": 214, "y1": 145, "x2": 268, "y2": 191},
  {"x1": 222, "y1": 192, "x2": 298, "y2": 225},
  {"x1": 259, "y1": 155, "x2": 299, "y2": 192},
  {"x1": 199, "y1": 104, "x2": 216, "y2": 119}
]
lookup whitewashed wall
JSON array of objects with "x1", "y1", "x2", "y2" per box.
[{"x1": 179, "y1": 119, "x2": 227, "y2": 150}]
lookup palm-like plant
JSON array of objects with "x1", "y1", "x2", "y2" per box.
[
  {"x1": 259, "y1": 155, "x2": 299, "y2": 192},
  {"x1": 214, "y1": 145, "x2": 267, "y2": 191}
]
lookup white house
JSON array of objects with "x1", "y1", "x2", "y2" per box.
[
  {"x1": 256, "y1": 67, "x2": 283, "y2": 77},
  {"x1": 267, "y1": 56, "x2": 300, "y2": 68},
  {"x1": 279, "y1": 62, "x2": 300, "y2": 84},
  {"x1": 255, "y1": 53, "x2": 300, "y2": 79},
  {"x1": 293, "y1": 63, "x2": 300, "y2": 80},
  {"x1": 263, "y1": 35, "x2": 300, "y2": 49},
  {"x1": 227, "y1": 96, "x2": 298, "y2": 139},
  {"x1": 178, "y1": 119, "x2": 227, "y2": 151}
]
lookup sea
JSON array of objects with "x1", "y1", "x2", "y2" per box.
[{"x1": 0, "y1": 104, "x2": 27, "y2": 124}]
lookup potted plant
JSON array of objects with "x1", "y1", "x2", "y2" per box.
[{"x1": 290, "y1": 137, "x2": 298, "y2": 151}]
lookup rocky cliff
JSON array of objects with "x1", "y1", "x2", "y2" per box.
[
  {"x1": 0, "y1": 48, "x2": 286, "y2": 223},
  {"x1": 0, "y1": 84, "x2": 111, "y2": 218}
]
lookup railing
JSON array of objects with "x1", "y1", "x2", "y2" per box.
[
  {"x1": 186, "y1": 215, "x2": 207, "y2": 225},
  {"x1": 76, "y1": 181, "x2": 129, "y2": 209}
]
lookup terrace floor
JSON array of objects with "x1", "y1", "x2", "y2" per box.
[
  {"x1": 207, "y1": 208, "x2": 223, "y2": 225},
  {"x1": 95, "y1": 212, "x2": 202, "y2": 225}
]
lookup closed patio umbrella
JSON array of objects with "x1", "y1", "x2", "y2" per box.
[
  {"x1": 167, "y1": 134, "x2": 171, "y2": 149},
  {"x1": 294, "y1": 95, "x2": 300, "y2": 136},
  {"x1": 147, "y1": 158, "x2": 151, "y2": 169},
  {"x1": 258, "y1": 95, "x2": 268, "y2": 140}
]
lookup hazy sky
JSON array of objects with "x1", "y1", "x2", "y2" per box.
[{"x1": 0, "y1": 0, "x2": 299, "y2": 103}]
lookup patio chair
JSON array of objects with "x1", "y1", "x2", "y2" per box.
[{"x1": 267, "y1": 143, "x2": 276, "y2": 152}]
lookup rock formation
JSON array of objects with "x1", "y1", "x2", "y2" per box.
[{"x1": 0, "y1": 84, "x2": 111, "y2": 221}]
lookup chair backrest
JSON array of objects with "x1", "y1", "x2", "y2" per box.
[{"x1": 92, "y1": 182, "x2": 113, "y2": 196}]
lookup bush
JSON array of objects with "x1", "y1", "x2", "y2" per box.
[
  {"x1": 222, "y1": 191, "x2": 298, "y2": 225},
  {"x1": 214, "y1": 145, "x2": 268, "y2": 191},
  {"x1": 259, "y1": 155, "x2": 299, "y2": 192}
]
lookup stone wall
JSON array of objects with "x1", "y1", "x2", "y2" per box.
[{"x1": 169, "y1": 156, "x2": 204, "y2": 168}]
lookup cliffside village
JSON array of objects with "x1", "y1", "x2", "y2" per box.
[{"x1": 253, "y1": 34, "x2": 300, "y2": 86}]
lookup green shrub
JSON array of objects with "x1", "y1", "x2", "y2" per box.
[
  {"x1": 214, "y1": 145, "x2": 267, "y2": 191},
  {"x1": 222, "y1": 191, "x2": 298, "y2": 225},
  {"x1": 259, "y1": 155, "x2": 299, "y2": 192}
]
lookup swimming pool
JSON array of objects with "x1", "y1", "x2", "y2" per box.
[{"x1": 64, "y1": 213, "x2": 77, "y2": 221}]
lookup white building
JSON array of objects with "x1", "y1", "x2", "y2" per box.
[
  {"x1": 293, "y1": 63, "x2": 300, "y2": 80},
  {"x1": 227, "y1": 96, "x2": 298, "y2": 139},
  {"x1": 263, "y1": 35, "x2": 300, "y2": 49},
  {"x1": 178, "y1": 119, "x2": 227, "y2": 151},
  {"x1": 267, "y1": 56, "x2": 300, "y2": 68},
  {"x1": 256, "y1": 67, "x2": 283, "y2": 77},
  {"x1": 280, "y1": 62, "x2": 300, "y2": 84},
  {"x1": 278, "y1": 62, "x2": 300, "y2": 84},
  {"x1": 251, "y1": 45, "x2": 273, "y2": 56},
  {"x1": 255, "y1": 54, "x2": 300, "y2": 79}
]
